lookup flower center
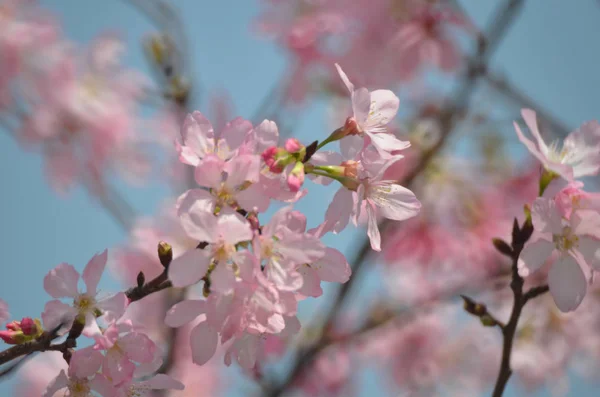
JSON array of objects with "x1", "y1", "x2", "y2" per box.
[
  {"x1": 547, "y1": 140, "x2": 569, "y2": 163},
  {"x1": 553, "y1": 226, "x2": 579, "y2": 252},
  {"x1": 213, "y1": 242, "x2": 235, "y2": 263},
  {"x1": 74, "y1": 294, "x2": 96, "y2": 314},
  {"x1": 69, "y1": 379, "x2": 91, "y2": 396}
]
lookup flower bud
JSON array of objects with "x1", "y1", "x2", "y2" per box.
[
  {"x1": 262, "y1": 146, "x2": 294, "y2": 174},
  {"x1": 0, "y1": 318, "x2": 43, "y2": 344},
  {"x1": 287, "y1": 162, "x2": 305, "y2": 193},
  {"x1": 158, "y1": 241, "x2": 173, "y2": 268},
  {"x1": 284, "y1": 138, "x2": 303, "y2": 153}
]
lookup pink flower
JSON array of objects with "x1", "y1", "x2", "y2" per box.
[
  {"x1": 256, "y1": 206, "x2": 326, "y2": 292},
  {"x1": 552, "y1": 181, "x2": 600, "y2": 220},
  {"x1": 42, "y1": 250, "x2": 128, "y2": 336},
  {"x1": 518, "y1": 198, "x2": 600, "y2": 312},
  {"x1": 43, "y1": 348, "x2": 115, "y2": 397},
  {"x1": 335, "y1": 63, "x2": 410, "y2": 159},
  {"x1": 514, "y1": 109, "x2": 600, "y2": 181},
  {"x1": 177, "y1": 111, "x2": 253, "y2": 166},
  {"x1": 169, "y1": 209, "x2": 253, "y2": 289},
  {"x1": 393, "y1": 5, "x2": 466, "y2": 80},
  {"x1": 92, "y1": 321, "x2": 158, "y2": 386}
]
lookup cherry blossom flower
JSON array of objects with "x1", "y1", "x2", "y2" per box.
[
  {"x1": 43, "y1": 348, "x2": 114, "y2": 397},
  {"x1": 514, "y1": 109, "x2": 600, "y2": 181},
  {"x1": 335, "y1": 63, "x2": 410, "y2": 159},
  {"x1": 169, "y1": 208, "x2": 253, "y2": 289},
  {"x1": 42, "y1": 250, "x2": 128, "y2": 336},
  {"x1": 92, "y1": 321, "x2": 158, "y2": 386},
  {"x1": 177, "y1": 111, "x2": 253, "y2": 166},
  {"x1": 518, "y1": 198, "x2": 600, "y2": 311}
]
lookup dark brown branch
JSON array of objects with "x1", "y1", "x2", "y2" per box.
[{"x1": 523, "y1": 284, "x2": 549, "y2": 303}]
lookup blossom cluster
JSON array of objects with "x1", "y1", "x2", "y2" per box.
[
  {"x1": 164, "y1": 63, "x2": 420, "y2": 367},
  {"x1": 1, "y1": 0, "x2": 157, "y2": 193},
  {"x1": 257, "y1": 0, "x2": 470, "y2": 102}
]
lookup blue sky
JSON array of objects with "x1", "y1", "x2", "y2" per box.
[{"x1": 1, "y1": 0, "x2": 600, "y2": 395}]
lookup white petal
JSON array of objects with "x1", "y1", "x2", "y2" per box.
[
  {"x1": 165, "y1": 300, "x2": 205, "y2": 327},
  {"x1": 549, "y1": 255, "x2": 587, "y2": 312},
  {"x1": 335, "y1": 63, "x2": 354, "y2": 93},
  {"x1": 369, "y1": 182, "x2": 421, "y2": 221},
  {"x1": 82, "y1": 249, "x2": 107, "y2": 297},
  {"x1": 168, "y1": 249, "x2": 211, "y2": 288},
  {"x1": 42, "y1": 370, "x2": 69, "y2": 397},
  {"x1": 217, "y1": 210, "x2": 253, "y2": 244},
  {"x1": 179, "y1": 205, "x2": 219, "y2": 243},
  {"x1": 366, "y1": 202, "x2": 381, "y2": 251},
  {"x1": 531, "y1": 197, "x2": 563, "y2": 234},
  {"x1": 517, "y1": 235, "x2": 554, "y2": 277},
  {"x1": 190, "y1": 321, "x2": 218, "y2": 365},
  {"x1": 44, "y1": 263, "x2": 80, "y2": 299}
]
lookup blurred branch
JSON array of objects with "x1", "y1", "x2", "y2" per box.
[
  {"x1": 483, "y1": 72, "x2": 571, "y2": 137},
  {"x1": 263, "y1": 0, "x2": 527, "y2": 395}
]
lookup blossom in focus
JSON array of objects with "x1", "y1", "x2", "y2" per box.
[
  {"x1": 43, "y1": 348, "x2": 114, "y2": 397},
  {"x1": 92, "y1": 320, "x2": 159, "y2": 386},
  {"x1": 335, "y1": 63, "x2": 410, "y2": 159},
  {"x1": 42, "y1": 250, "x2": 128, "y2": 336},
  {"x1": 518, "y1": 197, "x2": 600, "y2": 312},
  {"x1": 514, "y1": 109, "x2": 600, "y2": 181}
]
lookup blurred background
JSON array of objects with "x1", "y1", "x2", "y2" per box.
[{"x1": 1, "y1": 0, "x2": 600, "y2": 396}]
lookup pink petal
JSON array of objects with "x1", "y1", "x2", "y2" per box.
[
  {"x1": 254, "y1": 119, "x2": 279, "y2": 153},
  {"x1": 521, "y1": 109, "x2": 548, "y2": 156},
  {"x1": 340, "y1": 134, "x2": 364, "y2": 160},
  {"x1": 44, "y1": 263, "x2": 80, "y2": 299},
  {"x1": 367, "y1": 89, "x2": 400, "y2": 128},
  {"x1": 168, "y1": 249, "x2": 211, "y2": 288},
  {"x1": 210, "y1": 264, "x2": 236, "y2": 293},
  {"x1": 165, "y1": 299, "x2": 205, "y2": 327},
  {"x1": 82, "y1": 249, "x2": 108, "y2": 297},
  {"x1": 517, "y1": 235, "x2": 554, "y2": 277},
  {"x1": 190, "y1": 321, "x2": 218, "y2": 365},
  {"x1": 335, "y1": 63, "x2": 354, "y2": 93},
  {"x1": 42, "y1": 300, "x2": 76, "y2": 331},
  {"x1": 370, "y1": 182, "x2": 421, "y2": 221},
  {"x1": 531, "y1": 198, "x2": 563, "y2": 235},
  {"x1": 218, "y1": 211, "x2": 253, "y2": 244},
  {"x1": 194, "y1": 155, "x2": 225, "y2": 189},
  {"x1": 89, "y1": 374, "x2": 116, "y2": 396},
  {"x1": 297, "y1": 265, "x2": 323, "y2": 297},
  {"x1": 96, "y1": 292, "x2": 128, "y2": 322},
  {"x1": 82, "y1": 312, "x2": 102, "y2": 338},
  {"x1": 236, "y1": 183, "x2": 271, "y2": 213},
  {"x1": 179, "y1": 204, "x2": 219, "y2": 243},
  {"x1": 182, "y1": 111, "x2": 214, "y2": 159},
  {"x1": 176, "y1": 188, "x2": 216, "y2": 220},
  {"x1": 352, "y1": 87, "x2": 371, "y2": 125},
  {"x1": 367, "y1": 132, "x2": 411, "y2": 157},
  {"x1": 69, "y1": 346, "x2": 103, "y2": 378},
  {"x1": 514, "y1": 120, "x2": 549, "y2": 168},
  {"x1": 105, "y1": 349, "x2": 135, "y2": 385},
  {"x1": 42, "y1": 370, "x2": 69, "y2": 397},
  {"x1": 225, "y1": 154, "x2": 260, "y2": 186},
  {"x1": 313, "y1": 247, "x2": 351, "y2": 283},
  {"x1": 276, "y1": 233, "x2": 325, "y2": 266},
  {"x1": 549, "y1": 255, "x2": 587, "y2": 312},
  {"x1": 120, "y1": 332, "x2": 156, "y2": 363},
  {"x1": 366, "y1": 202, "x2": 381, "y2": 251}
]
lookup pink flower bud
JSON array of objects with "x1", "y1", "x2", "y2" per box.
[
  {"x1": 5, "y1": 321, "x2": 20, "y2": 331},
  {"x1": 284, "y1": 138, "x2": 303, "y2": 153},
  {"x1": 342, "y1": 117, "x2": 360, "y2": 136},
  {"x1": 262, "y1": 146, "x2": 282, "y2": 173},
  {"x1": 0, "y1": 330, "x2": 18, "y2": 344},
  {"x1": 287, "y1": 162, "x2": 305, "y2": 193},
  {"x1": 20, "y1": 318, "x2": 37, "y2": 336}
]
